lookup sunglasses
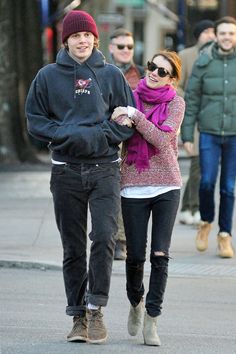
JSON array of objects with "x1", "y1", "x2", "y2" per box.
[
  {"x1": 147, "y1": 61, "x2": 171, "y2": 78},
  {"x1": 114, "y1": 44, "x2": 134, "y2": 50}
]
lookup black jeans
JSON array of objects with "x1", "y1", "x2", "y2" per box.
[
  {"x1": 50, "y1": 162, "x2": 120, "y2": 316},
  {"x1": 121, "y1": 189, "x2": 180, "y2": 317}
]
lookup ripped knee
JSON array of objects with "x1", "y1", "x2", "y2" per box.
[
  {"x1": 154, "y1": 251, "x2": 165, "y2": 256},
  {"x1": 151, "y1": 251, "x2": 170, "y2": 263}
]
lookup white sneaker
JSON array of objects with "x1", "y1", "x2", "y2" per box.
[
  {"x1": 192, "y1": 211, "x2": 201, "y2": 225},
  {"x1": 179, "y1": 210, "x2": 193, "y2": 225}
]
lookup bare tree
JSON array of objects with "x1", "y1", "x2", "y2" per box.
[{"x1": 0, "y1": 0, "x2": 43, "y2": 163}]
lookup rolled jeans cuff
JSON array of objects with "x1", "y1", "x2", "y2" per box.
[
  {"x1": 86, "y1": 293, "x2": 108, "y2": 307},
  {"x1": 66, "y1": 305, "x2": 87, "y2": 316}
]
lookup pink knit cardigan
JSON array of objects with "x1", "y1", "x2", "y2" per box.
[{"x1": 116, "y1": 95, "x2": 185, "y2": 189}]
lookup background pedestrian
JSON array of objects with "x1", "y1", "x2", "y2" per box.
[
  {"x1": 178, "y1": 19, "x2": 215, "y2": 226},
  {"x1": 109, "y1": 27, "x2": 145, "y2": 260},
  {"x1": 181, "y1": 16, "x2": 236, "y2": 258}
]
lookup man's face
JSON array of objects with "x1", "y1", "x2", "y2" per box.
[
  {"x1": 216, "y1": 23, "x2": 236, "y2": 53},
  {"x1": 198, "y1": 28, "x2": 215, "y2": 47},
  {"x1": 67, "y1": 31, "x2": 94, "y2": 62},
  {"x1": 109, "y1": 35, "x2": 134, "y2": 65}
]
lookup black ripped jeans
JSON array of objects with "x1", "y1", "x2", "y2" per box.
[
  {"x1": 121, "y1": 189, "x2": 180, "y2": 317},
  {"x1": 50, "y1": 162, "x2": 120, "y2": 316}
]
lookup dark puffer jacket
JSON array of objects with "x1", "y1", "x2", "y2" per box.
[{"x1": 181, "y1": 42, "x2": 236, "y2": 143}]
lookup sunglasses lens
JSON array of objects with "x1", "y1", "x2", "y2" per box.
[
  {"x1": 117, "y1": 44, "x2": 134, "y2": 50},
  {"x1": 117, "y1": 45, "x2": 125, "y2": 50},
  {"x1": 158, "y1": 68, "x2": 168, "y2": 77},
  {"x1": 147, "y1": 61, "x2": 157, "y2": 72}
]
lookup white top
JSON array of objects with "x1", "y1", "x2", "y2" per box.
[{"x1": 121, "y1": 185, "x2": 180, "y2": 199}]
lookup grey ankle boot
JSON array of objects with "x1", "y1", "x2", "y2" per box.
[
  {"x1": 127, "y1": 299, "x2": 144, "y2": 336},
  {"x1": 142, "y1": 311, "x2": 161, "y2": 346}
]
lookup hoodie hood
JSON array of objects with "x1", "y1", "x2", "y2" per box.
[{"x1": 56, "y1": 47, "x2": 106, "y2": 69}]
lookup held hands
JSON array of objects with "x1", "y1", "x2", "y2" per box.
[
  {"x1": 111, "y1": 106, "x2": 133, "y2": 128},
  {"x1": 120, "y1": 117, "x2": 133, "y2": 128},
  {"x1": 112, "y1": 107, "x2": 128, "y2": 119}
]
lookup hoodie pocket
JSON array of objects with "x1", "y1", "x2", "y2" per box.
[{"x1": 50, "y1": 124, "x2": 110, "y2": 158}]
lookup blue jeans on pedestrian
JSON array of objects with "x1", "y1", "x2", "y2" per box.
[
  {"x1": 50, "y1": 162, "x2": 120, "y2": 316},
  {"x1": 121, "y1": 189, "x2": 180, "y2": 317},
  {"x1": 199, "y1": 133, "x2": 236, "y2": 235}
]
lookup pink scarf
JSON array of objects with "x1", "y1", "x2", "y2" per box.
[{"x1": 126, "y1": 78, "x2": 176, "y2": 172}]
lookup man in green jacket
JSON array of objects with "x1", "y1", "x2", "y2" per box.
[{"x1": 181, "y1": 16, "x2": 236, "y2": 258}]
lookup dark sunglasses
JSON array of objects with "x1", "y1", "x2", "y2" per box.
[
  {"x1": 114, "y1": 44, "x2": 134, "y2": 50},
  {"x1": 147, "y1": 61, "x2": 171, "y2": 78}
]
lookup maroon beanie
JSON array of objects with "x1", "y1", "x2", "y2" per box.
[{"x1": 62, "y1": 10, "x2": 99, "y2": 43}]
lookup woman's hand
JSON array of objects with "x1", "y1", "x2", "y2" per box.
[
  {"x1": 111, "y1": 107, "x2": 128, "y2": 120},
  {"x1": 111, "y1": 106, "x2": 133, "y2": 127},
  {"x1": 120, "y1": 117, "x2": 133, "y2": 128}
]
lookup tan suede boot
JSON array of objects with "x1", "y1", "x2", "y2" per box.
[
  {"x1": 217, "y1": 232, "x2": 234, "y2": 258},
  {"x1": 195, "y1": 221, "x2": 212, "y2": 252},
  {"x1": 127, "y1": 299, "x2": 144, "y2": 336},
  {"x1": 142, "y1": 311, "x2": 161, "y2": 346}
]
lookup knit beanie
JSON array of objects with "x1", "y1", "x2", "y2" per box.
[
  {"x1": 193, "y1": 19, "x2": 214, "y2": 40},
  {"x1": 62, "y1": 10, "x2": 99, "y2": 43}
]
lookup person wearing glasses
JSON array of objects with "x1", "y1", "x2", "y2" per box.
[
  {"x1": 181, "y1": 16, "x2": 236, "y2": 258},
  {"x1": 109, "y1": 28, "x2": 145, "y2": 260},
  {"x1": 109, "y1": 28, "x2": 145, "y2": 90},
  {"x1": 111, "y1": 51, "x2": 185, "y2": 346}
]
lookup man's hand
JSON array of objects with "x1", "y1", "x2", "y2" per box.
[{"x1": 183, "y1": 141, "x2": 194, "y2": 156}]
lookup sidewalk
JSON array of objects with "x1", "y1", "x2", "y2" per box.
[{"x1": 0, "y1": 158, "x2": 235, "y2": 275}]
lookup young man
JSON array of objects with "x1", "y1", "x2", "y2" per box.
[
  {"x1": 25, "y1": 10, "x2": 134, "y2": 344},
  {"x1": 109, "y1": 28, "x2": 144, "y2": 259},
  {"x1": 181, "y1": 16, "x2": 236, "y2": 258},
  {"x1": 178, "y1": 19, "x2": 215, "y2": 226}
]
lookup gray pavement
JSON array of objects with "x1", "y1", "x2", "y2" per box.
[{"x1": 0, "y1": 158, "x2": 236, "y2": 353}]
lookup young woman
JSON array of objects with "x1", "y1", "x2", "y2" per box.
[{"x1": 112, "y1": 50, "x2": 185, "y2": 346}]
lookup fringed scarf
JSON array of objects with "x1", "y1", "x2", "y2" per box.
[{"x1": 126, "y1": 78, "x2": 176, "y2": 172}]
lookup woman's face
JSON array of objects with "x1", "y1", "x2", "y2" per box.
[{"x1": 146, "y1": 55, "x2": 174, "y2": 89}]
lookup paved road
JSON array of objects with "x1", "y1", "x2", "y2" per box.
[
  {"x1": 1, "y1": 267, "x2": 236, "y2": 354},
  {"x1": 0, "y1": 158, "x2": 236, "y2": 353}
]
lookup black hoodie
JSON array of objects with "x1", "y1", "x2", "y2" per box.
[{"x1": 25, "y1": 48, "x2": 135, "y2": 163}]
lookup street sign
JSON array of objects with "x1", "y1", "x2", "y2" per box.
[
  {"x1": 115, "y1": 0, "x2": 144, "y2": 6},
  {"x1": 97, "y1": 13, "x2": 124, "y2": 25}
]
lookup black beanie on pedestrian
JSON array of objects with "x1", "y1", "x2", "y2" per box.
[{"x1": 193, "y1": 19, "x2": 214, "y2": 40}]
